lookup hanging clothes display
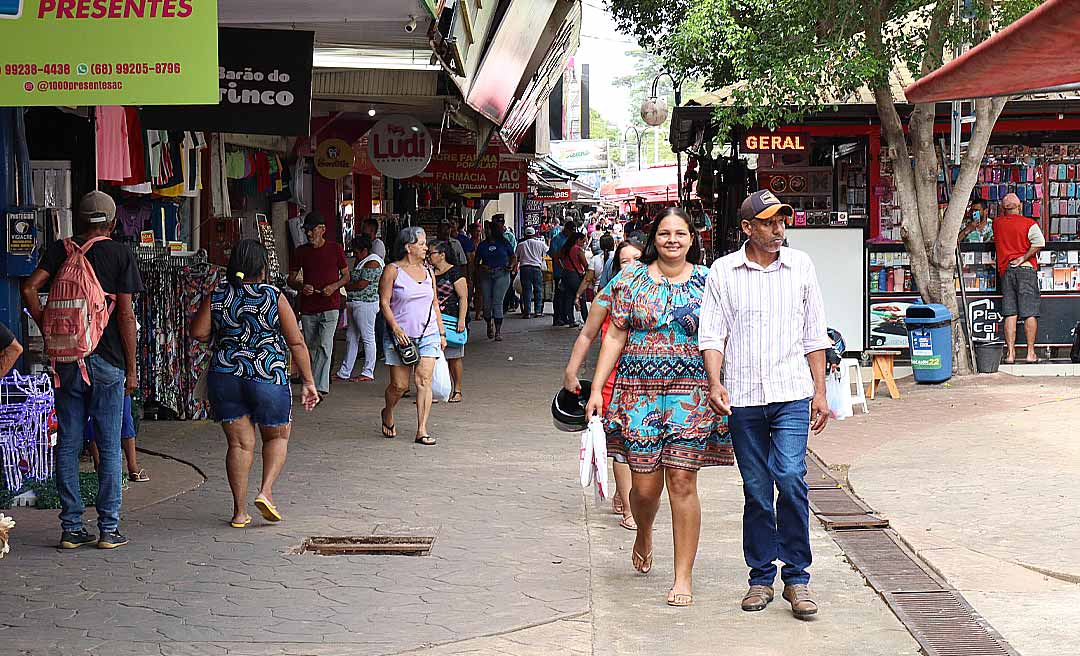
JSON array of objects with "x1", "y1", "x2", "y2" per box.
[
  {"x1": 133, "y1": 248, "x2": 221, "y2": 420},
  {"x1": 96, "y1": 106, "x2": 131, "y2": 182}
]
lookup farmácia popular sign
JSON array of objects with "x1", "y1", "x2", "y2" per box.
[{"x1": 0, "y1": 0, "x2": 218, "y2": 106}]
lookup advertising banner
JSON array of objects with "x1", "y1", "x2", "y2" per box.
[
  {"x1": 315, "y1": 139, "x2": 356, "y2": 180},
  {"x1": 0, "y1": 0, "x2": 217, "y2": 106},
  {"x1": 536, "y1": 187, "x2": 572, "y2": 202},
  {"x1": 550, "y1": 139, "x2": 609, "y2": 170},
  {"x1": 140, "y1": 28, "x2": 313, "y2": 136},
  {"x1": 407, "y1": 145, "x2": 526, "y2": 193},
  {"x1": 367, "y1": 115, "x2": 434, "y2": 180},
  {"x1": 524, "y1": 193, "x2": 544, "y2": 228}
]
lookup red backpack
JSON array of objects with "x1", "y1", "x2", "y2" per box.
[{"x1": 43, "y1": 237, "x2": 115, "y2": 386}]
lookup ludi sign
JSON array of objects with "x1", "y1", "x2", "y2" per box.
[
  {"x1": 141, "y1": 27, "x2": 314, "y2": 136},
  {"x1": 366, "y1": 115, "x2": 433, "y2": 180}
]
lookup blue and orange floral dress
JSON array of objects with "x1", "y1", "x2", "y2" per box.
[{"x1": 598, "y1": 263, "x2": 733, "y2": 473}]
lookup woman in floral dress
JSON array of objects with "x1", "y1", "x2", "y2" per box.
[{"x1": 586, "y1": 208, "x2": 732, "y2": 608}]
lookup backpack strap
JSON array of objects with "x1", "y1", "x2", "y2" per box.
[{"x1": 64, "y1": 235, "x2": 111, "y2": 257}]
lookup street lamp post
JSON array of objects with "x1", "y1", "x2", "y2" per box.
[
  {"x1": 623, "y1": 125, "x2": 643, "y2": 171},
  {"x1": 641, "y1": 72, "x2": 683, "y2": 204}
]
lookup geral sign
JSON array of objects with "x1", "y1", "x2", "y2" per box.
[
  {"x1": 366, "y1": 115, "x2": 434, "y2": 180},
  {"x1": 743, "y1": 133, "x2": 808, "y2": 152}
]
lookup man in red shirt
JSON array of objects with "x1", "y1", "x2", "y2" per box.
[
  {"x1": 993, "y1": 193, "x2": 1045, "y2": 364},
  {"x1": 288, "y1": 212, "x2": 349, "y2": 394}
]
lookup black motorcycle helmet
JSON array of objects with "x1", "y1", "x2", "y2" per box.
[{"x1": 551, "y1": 380, "x2": 593, "y2": 432}]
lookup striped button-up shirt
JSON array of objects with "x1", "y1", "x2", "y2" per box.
[{"x1": 699, "y1": 245, "x2": 832, "y2": 407}]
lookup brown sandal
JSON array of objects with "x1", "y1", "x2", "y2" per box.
[
  {"x1": 448, "y1": 391, "x2": 463, "y2": 403},
  {"x1": 667, "y1": 589, "x2": 694, "y2": 607},
  {"x1": 632, "y1": 549, "x2": 653, "y2": 575}
]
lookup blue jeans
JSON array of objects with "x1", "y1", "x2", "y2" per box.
[
  {"x1": 54, "y1": 355, "x2": 126, "y2": 533},
  {"x1": 729, "y1": 398, "x2": 812, "y2": 586},
  {"x1": 480, "y1": 270, "x2": 511, "y2": 321},
  {"x1": 519, "y1": 266, "x2": 545, "y2": 315}
]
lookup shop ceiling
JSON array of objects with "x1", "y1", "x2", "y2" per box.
[{"x1": 218, "y1": 0, "x2": 433, "y2": 52}]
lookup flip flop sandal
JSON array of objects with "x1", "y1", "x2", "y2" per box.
[
  {"x1": 229, "y1": 516, "x2": 252, "y2": 528},
  {"x1": 381, "y1": 410, "x2": 396, "y2": 438},
  {"x1": 620, "y1": 516, "x2": 638, "y2": 531},
  {"x1": 128, "y1": 469, "x2": 150, "y2": 482},
  {"x1": 667, "y1": 590, "x2": 694, "y2": 607},
  {"x1": 448, "y1": 391, "x2": 463, "y2": 403},
  {"x1": 415, "y1": 435, "x2": 437, "y2": 446},
  {"x1": 612, "y1": 497, "x2": 624, "y2": 515},
  {"x1": 632, "y1": 549, "x2": 653, "y2": 575},
  {"x1": 253, "y1": 497, "x2": 282, "y2": 522}
]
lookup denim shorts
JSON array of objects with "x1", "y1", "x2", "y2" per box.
[
  {"x1": 383, "y1": 331, "x2": 441, "y2": 366},
  {"x1": 85, "y1": 394, "x2": 136, "y2": 442},
  {"x1": 207, "y1": 371, "x2": 293, "y2": 427}
]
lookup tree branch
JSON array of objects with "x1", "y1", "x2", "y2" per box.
[{"x1": 921, "y1": 0, "x2": 954, "y2": 76}]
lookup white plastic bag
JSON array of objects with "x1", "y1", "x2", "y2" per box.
[
  {"x1": 578, "y1": 417, "x2": 609, "y2": 501},
  {"x1": 432, "y1": 351, "x2": 452, "y2": 402},
  {"x1": 826, "y1": 370, "x2": 853, "y2": 421}
]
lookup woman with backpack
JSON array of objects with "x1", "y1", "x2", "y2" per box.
[{"x1": 191, "y1": 240, "x2": 320, "y2": 528}]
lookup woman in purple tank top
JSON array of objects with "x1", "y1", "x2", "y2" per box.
[{"x1": 378, "y1": 227, "x2": 446, "y2": 446}]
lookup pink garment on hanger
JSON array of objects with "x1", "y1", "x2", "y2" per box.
[{"x1": 96, "y1": 106, "x2": 132, "y2": 182}]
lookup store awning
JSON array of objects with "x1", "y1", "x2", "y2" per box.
[
  {"x1": 905, "y1": 0, "x2": 1080, "y2": 103},
  {"x1": 600, "y1": 165, "x2": 680, "y2": 200}
]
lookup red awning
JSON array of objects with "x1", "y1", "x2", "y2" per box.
[
  {"x1": 600, "y1": 165, "x2": 680, "y2": 199},
  {"x1": 905, "y1": 0, "x2": 1080, "y2": 103}
]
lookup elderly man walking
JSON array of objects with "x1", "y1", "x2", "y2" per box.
[{"x1": 699, "y1": 190, "x2": 832, "y2": 619}]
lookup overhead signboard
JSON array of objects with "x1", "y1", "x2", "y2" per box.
[
  {"x1": 497, "y1": 1, "x2": 582, "y2": 151},
  {"x1": 432, "y1": 0, "x2": 498, "y2": 97},
  {"x1": 743, "y1": 132, "x2": 809, "y2": 153},
  {"x1": 0, "y1": 0, "x2": 217, "y2": 106},
  {"x1": 468, "y1": 0, "x2": 560, "y2": 124},
  {"x1": 536, "y1": 186, "x2": 572, "y2": 202},
  {"x1": 140, "y1": 28, "x2": 314, "y2": 136},
  {"x1": 366, "y1": 114, "x2": 434, "y2": 180},
  {"x1": 315, "y1": 139, "x2": 356, "y2": 180},
  {"x1": 550, "y1": 139, "x2": 609, "y2": 171},
  {"x1": 407, "y1": 145, "x2": 526, "y2": 193}
]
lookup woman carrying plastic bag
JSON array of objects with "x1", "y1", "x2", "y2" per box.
[{"x1": 432, "y1": 351, "x2": 452, "y2": 402}]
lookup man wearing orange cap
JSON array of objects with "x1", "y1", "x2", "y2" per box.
[{"x1": 993, "y1": 193, "x2": 1045, "y2": 364}]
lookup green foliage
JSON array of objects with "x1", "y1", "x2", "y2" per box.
[
  {"x1": 1, "y1": 473, "x2": 106, "y2": 510},
  {"x1": 589, "y1": 109, "x2": 626, "y2": 166},
  {"x1": 608, "y1": 0, "x2": 1046, "y2": 142}
]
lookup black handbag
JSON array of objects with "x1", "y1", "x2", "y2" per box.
[{"x1": 393, "y1": 306, "x2": 433, "y2": 367}]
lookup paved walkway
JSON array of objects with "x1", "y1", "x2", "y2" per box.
[
  {"x1": 3, "y1": 317, "x2": 930, "y2": 655},
  {"x1": 813, "y1": 373, "x2": 1080, "y2": 656}
]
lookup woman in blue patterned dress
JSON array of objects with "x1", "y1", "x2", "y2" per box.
[
  {"x1": 586, "y1": 208, "x2": 732, "y2": 608},
  {"x1": 192, "y1": 240, "x2": 320, "y2": 528}
]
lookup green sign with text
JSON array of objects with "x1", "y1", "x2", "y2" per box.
[{"x1": 0, "y1": 0, "x2": 217, "y2": 106}]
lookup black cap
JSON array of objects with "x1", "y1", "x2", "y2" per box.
[
  {"x1": 303, "y1": 211, "x2": 326, "y2": 232},
  {"x1": 738, "y1": 190, "x2": 794, "y2": 221}
]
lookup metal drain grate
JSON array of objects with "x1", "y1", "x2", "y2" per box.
[
  {"x1": 885, "y1": 591, "x2": 1019, "y2": 656},
  {"x1": 804, "y1": 455, "x2": 841, "y2": 489},
  {"x1": 808, "y1": 487, "x2": 874, "y2": 515},
  {"x1": 818, "y1": 514, "x2": 889, "y2": 530},
  {"x1": 302, "y1": 536, "x2": 435, "y2": 556},
  {"x1": 832, "y1": 529, "x2": 944, "y2": 593}
]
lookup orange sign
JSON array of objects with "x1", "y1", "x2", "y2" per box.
[{"x1": 743, "y1": 133, "x2": 808, "y2": 152}]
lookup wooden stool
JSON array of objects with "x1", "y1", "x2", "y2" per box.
[{"x1": 864, "y1": 349, "x2": 901, "y2": 400}]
